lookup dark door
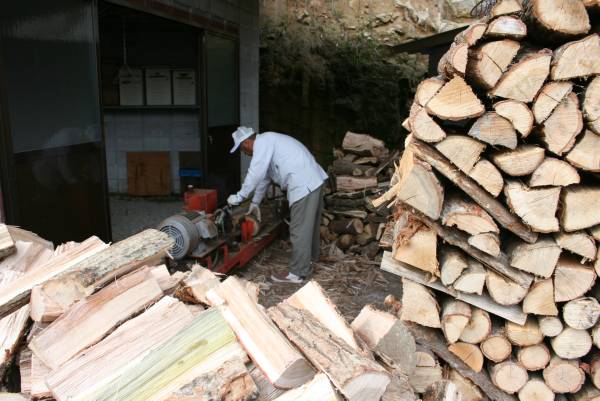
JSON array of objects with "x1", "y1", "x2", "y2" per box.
[
  {"x1": 0, "y1": 0, "x2": 111, "y2": 243},
  {"x1": 204, "y1": 33, "x2": 239, "y2": 204}
]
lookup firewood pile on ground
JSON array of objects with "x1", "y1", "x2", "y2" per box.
[
  {"x1": 320, "y1": 131, "x2": 399, "y2": 259},
  {"x1": 375, "y1": 0, "x2": 600, "y2": 400}
]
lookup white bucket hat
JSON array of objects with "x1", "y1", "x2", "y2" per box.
[{"x1": 230, "y1": 126, "x2": 255, "y2": 153}]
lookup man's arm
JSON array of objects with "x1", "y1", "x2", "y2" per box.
[
  {"x1": 235, "y1": 139, "x2": 274, "y2": 201},
  {"x1": 251, "y1": 176, "x2": 271, "y2": 205}
]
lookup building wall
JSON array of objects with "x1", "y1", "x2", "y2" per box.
[{"x1": 102, "y1": 0, "x2": 259, "y2": 193}]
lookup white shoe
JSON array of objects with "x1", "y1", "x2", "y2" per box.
[{"x1": 271, "y1": 271, "x2": 303, "y2": 284}]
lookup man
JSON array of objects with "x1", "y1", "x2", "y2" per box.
[{"x1": 227, "y1": 126, "x2": 328, "y2": 284}]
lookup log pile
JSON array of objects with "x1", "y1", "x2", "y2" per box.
[
  {"x1": 321, "y1": 131, "x2": 399, "y2": 258},
  {"x1": 375, "y1": 1, "x2": 600, "y2": 400}
]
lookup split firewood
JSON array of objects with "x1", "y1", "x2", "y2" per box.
[
  {"x1": 571, "y1": 384, "x2": 600, "y2": 401},
  {"x1": 448, "y1": 342, "x2": 484, "y2": 372},
  {"x1": 268, "y1": 303, "x2": 390, "y2": 401},
  {"x1": 468, "y1": 159, "x2": 504, "y2": 198},
  {"x1": 459, "y1": 308, "x2": 491, "y2": 344},
  {"x1": 533, "y1": 81, "x2": 574, "y2": 124},
  {"x1": 441, "y1": 300, "x2": 472, "y2": 344},
  {"x1": 593, "y1": 324, "x2": 600, "y2": 349},
  {"x1": 441, "y1": 194, "x2": 499, "y2": 235},
  {"x1": 494, "y1": 100, "x2": 534, "y2": 137},
  {"x1": 0, "y1": 395, "x2": 28, "y2": 401},
  {"x1": 30, "y1": 267, "x2": 164, "y2": 370},
  {"x1": 566, "y1": 130, "x2": 600, "y2": 172},
  {"x1": 0, "y1": 225, "x2": 15, "y2": 260},
  {"x1": 526, "y1": 0, "x2": 590, "y2": 39},
  {"x1": 337, "y1": 234, "x2": 355, "y2": 250},
  {"x1": 529, "y1": 157, "x2": 580, "y2": 187},
  {"x1": 39, "y1": 229, "x2": 172, "y2": 314},
  {"x1": 453, "y1": 259, "x2": 487, "y2": 295},
  {"x1": 410, "y1": 106, "x2": 447, "y2": 143},
  {"x1": 330, "y1": 218, "x2": 364, "y2": 235},
  {"x1": 372, "y1": 148, "x2": 444, "y2": 220},
  {"x1": 540, "y1": 92, "x2": 583, "y2": 156},
  {"x1": 467, "y1": 39, "x2": 521, "y2": 89},
  {"x1": 509, "y1": 237, "x2": 562, "y2": 278},
  {"x1": 517, "y1": 344, "x2": 551, "y2": 371},
  {"x1": 46, "y1": 297, "x2": 195, "y2": 401},
  {"x1": 551, "y1": 35, "x2": 600, "y2": 80},
  {"x1": 381, "y1": 370, "x2": 416, "y2": 401},
  {"x1": 0, "y1": 237, "x2": 107, "y2": 319},
  {"x1": 435, "y1": 135, "x2": 486, "y2": 173},
  {"x1": 491, "y1": 146, "x2": 545, "y2": 177},
  {"x1": 480, "y1": 329, "x2": 513, "y2": 363},
  {"x1": 504, "y1": 181, "x2": 560, "y2": 233},
  {"x1": 551, "y1": 327, "x2": 592, "y2": 359},
  {"x1": 438, "y1": 43, "x2": 468, "y2": 78},
  {"x1": 351, "y1": 305, "x2": 416, "y2": 374},
  {"x1": 491, "y1": 0, "x2": 522, "y2": 17},
  {"x1": 591, "y1": 225, "x2": 600, "y2": 242},
  {"x1": 440, "y1": 248, "x2": 468, "y2": 286},
  {"x1": 165, "y1": 359, "x2": 258, "y2": 401},
  {"x1": 523, "y1": 278, "x2": 558, "y2": 316},
  {"x1": 554, "y1": 231, "x2": 596, "y2": 260},
  {"x1": 538, "y1": 316, "x2": 563, "y2": 337},
  {"x1": 554, "y1": 257, "x2": 597, "y2": 302},
  {"x1": 468, "y1": 233, "x2": 501, "y2": 257},
  {"x1": 410, "y1": 364, "x2": 444, "y2": 393},
  {"x1": 342, "y1": 132, "x2": 387, "y2": 157},
  {"x1": 207, "y1": 277, "x2": 314, "y2": 389},
  {"x1": 584, "y1": 76, "x2": 600, "y2": 134},
  {"x1": 381, "y1": 252, "x2": 527, "y2": 325},
  {"x1": 392, "y1": 210, "x2": 439, "y2": 275},
  {"x1": 426, "y1": 76, "x2": 485, "y2": 121},
  {"x1": 518, "y1": 377, "x2": 554, "y2": 401},
  {"x1": 590, "y1": 353, "x2": 600, "y2": 390},
  {"x1": 273, "y1": 374, "x2": 341, "y2": 401},
  {"x1": 408, "y1": 138, "x2": 537, "y2": 244},
  {"x1": 561, "y1": 186, "x2": 600, "y2": 232},
  {"x1": 354, "y1": 156, "x2": 378, "y2": 165},
  {"x1": 543, "y1": 356, "x2": 585, "y2": 394},
  {"x1": 336, "y1": 176, "x2": 378, "y2": 192},
  {"x1": 490, "y1": 49, "x2": 552, "y2": 103},
  {"x1": 468, "y1": 112, "x2": 518, "y2": 149},
  {"x1": 485, "y1": 16, "x2": 527, "y2": 40},
  {"x1": 415, "y1": 77, "x2": 445, "y2": 107},
  {"x1": 486, "y1": 270, "x2": 529, "y2": 306},
  {"x1": 19, "y1": 348, "x2": 31, "y2": 395},
  {"x1": 455, "y1": 23, "x2": 487, "y2": 46},
  {"x1": 174, "y1": 264, "x2": 220, "y2": 305},
  {"x1": 287, "y1": 281, "x2": 369, "y2": 356},
  {"x1": 423, "y1": 380, "x2": 461, "y2": 401},
  {"x1": 332, "y1": 159, "x2": 375, "y2": 177},
  {"x1": 506, "y1": 317, "x2": 544, "y2": 346},
  {"x1": 563, "y1": 297, "x2": 600, "y2": 330},
  {"x1": 490, "y1": 361, "x2": 529, "y2": 394},
  {"x1": 400, "y1": 279, "x2": 441, "y2": 328}
]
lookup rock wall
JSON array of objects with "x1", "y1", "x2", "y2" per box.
[{"x1": 258, "y1": 0, "x2": 478, "y2": 165}]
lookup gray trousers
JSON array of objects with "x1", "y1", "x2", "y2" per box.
[{"x1": 289, "y1": 184, "x2": 325, "y2": 277}]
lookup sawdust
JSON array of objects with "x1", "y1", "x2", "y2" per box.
[{"x1": 235, "y1": 241, "x2": 401, "y2": 321}]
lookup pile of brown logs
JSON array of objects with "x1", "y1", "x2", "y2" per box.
[
  {"x1": 321, "y1": 131, "x2": 399, "y2": 258},
  {"x1": 376, "y1": 0, "x2": 600, "y2": 400}
]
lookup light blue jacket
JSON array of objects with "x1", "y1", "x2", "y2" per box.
[{"x1": 236, "y1": 132, "x2": 328, "y2": 205}]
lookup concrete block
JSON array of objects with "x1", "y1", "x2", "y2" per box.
[
  {"x1": 108, "y1": 179, "x2": 119, "y2": 193},
  {"x1": 171, "y1": 121, "x2": 199, "y2": 136},
  {"x1": 143, "y1": 136, "x2": 171, "y2": 150},
  {"x1": 211, "y1": 0, "x2": 239, "y2": 23},
  {"x1": 117, "y1": 164, "x2": 128, "y2": 180},
  {"x1": 118, "y1": 179, "x2": 128, "y2": 194},
  {"x1": 173, "y1": 136, "x2": 200, "y2": 151},
  {"x1": 115, "y1": 121, "x2": 143, "y2": 138},
  {"x1": 117, "y1": 136, "x2": 143, "y2": 151}
]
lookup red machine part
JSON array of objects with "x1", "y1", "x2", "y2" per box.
[{"x1": 184, "y1": 188, "x2": 217, "y2": 213}]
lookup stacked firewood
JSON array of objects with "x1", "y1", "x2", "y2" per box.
[
  {"x1": 0, "y1": 223, "x2": 418, "y2": 401},
  {"x1": 376, "y1": 0, "x2": 600, "y2": 399},
  {"x1": 321, "y1": 131, "x2": 399, "y2": 258}
]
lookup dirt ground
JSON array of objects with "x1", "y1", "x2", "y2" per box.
[{"x1": 234, "y1": 240, "x2": 403, "y2": 321}]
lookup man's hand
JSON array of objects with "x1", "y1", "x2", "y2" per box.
[
  {"x1": 247, "y1": 203, "x2": 262, "y2": 222},
  {"x1": 227, "y1": 194, "x2": 243, "y2": 206}
]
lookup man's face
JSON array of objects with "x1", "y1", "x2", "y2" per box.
[{"x1": 241, "y1": 139, "x2": 254, "y2": 156}]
